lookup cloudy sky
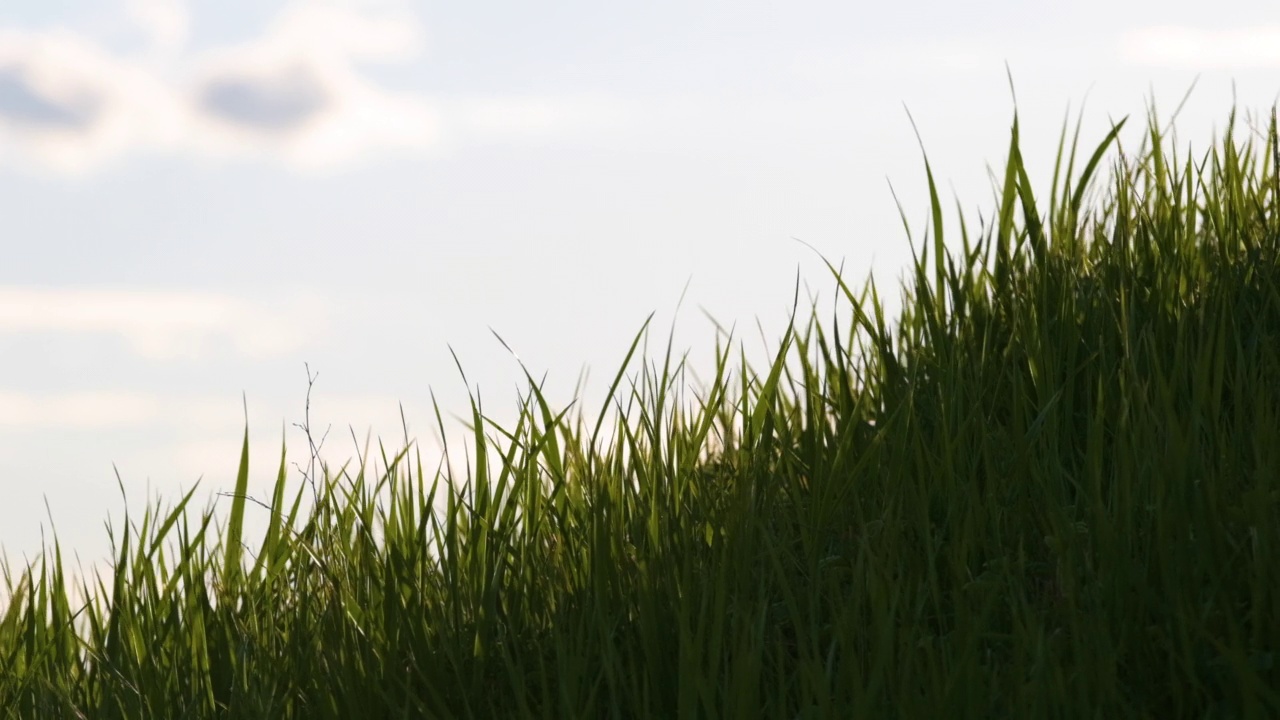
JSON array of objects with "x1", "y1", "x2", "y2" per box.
[{"x1": 2, "y1": 0, "x2": 1278, "y2": 581}]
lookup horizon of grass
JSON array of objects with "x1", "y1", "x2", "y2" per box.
[{"x1": 2, "y1": 85, "x2": 1279, "y2": 718}]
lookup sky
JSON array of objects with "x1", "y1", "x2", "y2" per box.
[{"x1": 2, "y1": 0, "x2": 1279, "y2": 591}]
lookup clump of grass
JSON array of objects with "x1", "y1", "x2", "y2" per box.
[{"x1": 2, "y1": 92, "x2": 1279, "y2": 719}]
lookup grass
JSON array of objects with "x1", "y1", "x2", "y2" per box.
[{"x1": 2, "y1": 90, "x2": 1279, "y2": 718}]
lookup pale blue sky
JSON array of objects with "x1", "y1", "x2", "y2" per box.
[{"x1": 2, "y1": 0, "x2": 1279, "y2": 585}]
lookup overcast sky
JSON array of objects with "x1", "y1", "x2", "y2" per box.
[{"x1": 3, "y1": 0, "x2": 1279, "y2": 583}]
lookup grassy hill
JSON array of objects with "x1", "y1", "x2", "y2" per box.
[{"x1": 3, "y1": 97, "x2": 1278, "y2": 719}]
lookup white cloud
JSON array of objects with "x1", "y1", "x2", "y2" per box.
[
  {"x1": 188, "y1": 67, "x2": 434, "y2": 171},
  {"x1": 251, "y1": 3, "x2": 424, "y2": 64},
  {"x1": 0, "y1": 2, "x2": 636, "y2": 174},
  {"x1": 0, "y1": 28, "x2": 183, "y2": 175},
  {"x1": 0, "y1": 286, "x2": 330, "y2": 361},
  {"x1": 0, "y1": 390, "x2": 165, "y2": 429},
  {"x1": 181, "y1": 3, "x2": 441, "y2": 170},
  {"x1": 1121, "y1": 25, "x2": 1280, "y2": 69},
  {"x1": 0, "y1": 2, "x2": 438, "y2": 174},
  {"x1": 126, "y1": 0, "x2": 190, "y2": 55}
]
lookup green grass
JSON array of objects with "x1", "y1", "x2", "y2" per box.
[{"x1": 3, "y1": 92, "x2": 1279, "y2": 719}]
